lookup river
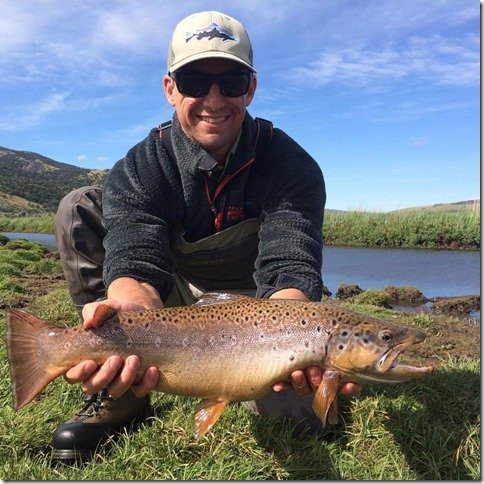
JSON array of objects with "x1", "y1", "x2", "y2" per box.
[{"x1": 2, "y1": 232, "x2": 480, "y2": 299}]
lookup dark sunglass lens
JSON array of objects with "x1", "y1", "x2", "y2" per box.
[
  {"x1": 219, "y1": 73, "x2": 250, "y2": 97},
  {"x1": 173, "y1": 71, "x2": 250, "y2": 98},
  {"x1": 176, "y1": 73, "x2": 211, "y2": 97}
]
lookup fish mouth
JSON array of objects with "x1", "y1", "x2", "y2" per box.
[{"x1": 376, "y1": 341, "x2": 434, "y2": 382}]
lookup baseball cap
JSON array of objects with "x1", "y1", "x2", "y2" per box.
[{"x1": 167, "y1": 11, "x2": 255, "y2": 73}]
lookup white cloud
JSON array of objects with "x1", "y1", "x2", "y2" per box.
[
  {"x1": 96, "y1": 156, "x2": 108, "y2": 162},
  {"x1": 77, "y1": 154, "x2": 87, "y2": 161},
  {"x1": 289, "y1": 34, "x2": 479, "y2": 89},
  {"x1": 410, "y1": 137, "x2": 429, "y2": 147},
  {"x1": 0, "y1": 92, "x2": 69, "y2": 131}
]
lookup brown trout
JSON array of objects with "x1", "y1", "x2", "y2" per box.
[{"x1": 6, "y1": 293, "x2": 433, "y2": 438}]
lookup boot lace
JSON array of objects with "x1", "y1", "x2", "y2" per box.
[{"x1": 77, "y1": 389, "x2": 115, "y2": 418}]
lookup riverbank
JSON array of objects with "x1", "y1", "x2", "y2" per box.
[
  {"x1": 0, "y1": 239, "x2": 479, "y2": 479},
  {"x1": 0, "y1": 209, "x2": 480, "y2": 250}
]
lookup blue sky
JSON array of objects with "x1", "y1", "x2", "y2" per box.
[{"x1": 0, "y1": 0, "x2": 479, "y2": 211}]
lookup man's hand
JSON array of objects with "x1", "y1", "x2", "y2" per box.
[
  {"x1": 64, "y1": 278, "x2": 163, "y2": 398},
  {"x1": 272, "y1": 366, "x2": 362, "y2": 397},
  {"x1": 268, "y1": 289, "x2": 363, "y2": 399}
]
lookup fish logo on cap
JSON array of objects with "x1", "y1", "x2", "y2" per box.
[{"x1": 185, "y1": 23, "x2": 237, "y2": 43}]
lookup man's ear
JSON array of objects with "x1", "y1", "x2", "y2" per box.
[
  {"x1": 163, "y1": 75, "x2": 176, "y2": 106},
  {"x1": 245, "y1": 75, "x2": 257, "y2": 107}
]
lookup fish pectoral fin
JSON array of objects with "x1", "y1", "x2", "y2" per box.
[
  {"x1": 327, "y1": 398, "x2": 339, "y2": 425},
  {"x1": 194, "y1": 400, "x2": 228, "y2": 439},
  {"x1": 312, "y1": 369, "x2": 341, "y2": 426}
]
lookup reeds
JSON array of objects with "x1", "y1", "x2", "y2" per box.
[{"x1": 324, "y1": 209, "x2": 480, "y2": 249}]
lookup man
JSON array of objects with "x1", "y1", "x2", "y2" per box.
[{"x1": 53, "y1": 11, "x2": 360, "y2": 462}]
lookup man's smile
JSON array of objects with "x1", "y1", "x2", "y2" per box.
[{"x1": 197, "y1": 115, "x2": 231, "y2": 125}]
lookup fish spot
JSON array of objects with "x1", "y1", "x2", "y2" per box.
[
  {"x1": 253, "y1": 321, "x2": 258, "y2": 327},
  {"x1": 144, "y1": 322, "x2": 150, "y2": 329},
  {"x1": 317, "y1": 326, "x2": 322, "y2": 332},
  {"x1": 305, "y1": 341, "x2": 309, "y2": 348},
  {"x1": 342, "y1": 331, "x2": 348, "y2": 337},
  {"x1": 331, "y1": 320, "x2": 337, "y2": 326},
  {"x1": 363, "y1": 338, "x2": 369, "y2": 344},
  {"x1": 155, "y1": 312, "x2": 161, "y2": 318},
  {"x1": 301, "y1": 319, "x2": 307, "y2": 326},
  {"x1": 127, "y1": 318, "x2": 133, "y2": 324},
  {"x1": 289, "y1": 355, "x2": 295, "y2": 361},
  {"x1": 162, "y1": 316, "x2": 167, "y2": 322},
  {"x1": 259, "y1": 334, "x2": 265, "y2": 340},
  {"x1": 339, "y1": 344, "x2": 344, "y2": 350},
  {"x1": 155, "y1": 337, "x2": 162, "y2": 348},
  {"x1": 354, "y1": 332, "x2": 360, "y2": 337},
  {"x1": 126, "y1": 340, "x2": 133, "y2": 349},
  {"x1": 182, "y1": 338, "x2": 189, "y2": 347}
]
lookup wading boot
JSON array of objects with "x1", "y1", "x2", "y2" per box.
[{"x1": 51, "y1": 388, "x2": 153, "y2": 463}]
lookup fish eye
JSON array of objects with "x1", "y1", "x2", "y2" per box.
[{"x1": 381, "y1": 332, "x2": 392, "y2": 342}]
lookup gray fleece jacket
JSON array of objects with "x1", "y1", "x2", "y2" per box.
[{"x1": 102, "y1": 112, "x2": 326, "y2": 301}]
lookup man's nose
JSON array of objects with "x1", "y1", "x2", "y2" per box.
[{"x1": 203, "y1": 81, "x2": 225, "y2": 107}]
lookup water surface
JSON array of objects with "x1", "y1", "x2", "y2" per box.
[{"x1": 2, "y1": 232, "x2": 480, "y2": 299}]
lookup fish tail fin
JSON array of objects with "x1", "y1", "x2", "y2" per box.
[
  {"x1": 194, "y1": 400, "x2": 228, "y2": 439},
  {"x1": 6, "y1": 309, "x2": 65, "y2": 410}
]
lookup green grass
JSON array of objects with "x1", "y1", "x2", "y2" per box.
[
  {"x1": 0, "y1": 215, "x2": 55, "y2": 234},
  {"x1": 0, "y1": 240, "x2": 62, "y2": 306},
  {"x1": 324, "y1": 209, "x2": 480, "y2": 249},
  {"x1": 0, "y1": 209, "x2": 480, "y2": 250}
]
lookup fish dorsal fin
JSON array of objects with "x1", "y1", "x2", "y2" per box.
[
  {"x1": 312, "y1": 369, "x2": 341, "y2": 426},
  {"x1": 195, "y1": 292, "x2": 251, "y2": 306},
  {"x1": 194, "y1": 400, "x2": 228, "y2": 439},
  {"x1": 92, "y1": 304, "x2": 118, "y2": 327}
]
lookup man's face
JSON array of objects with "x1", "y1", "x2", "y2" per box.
[{"x1": 163, "y1": 58, "x2": 256, "y2": 163}]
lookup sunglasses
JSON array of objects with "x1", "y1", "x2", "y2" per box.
[{"x1": 170, "y1": 70, "x2": 252, "y2": 98}]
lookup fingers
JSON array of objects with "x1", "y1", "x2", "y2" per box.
[
  {"x1": 290, "y1": 369, "x2": 313, "y2": 396},
  {"x1": 272, "y1": 367, "x2": 363, "y2": 398},
  {"x1": 131, "y1": 367, "x2": 159, "y2": 398},
  {"x1": 64, "y1": 356, "x2": 159, "y2": 398},
  {"x1": 80, "y1": 355, "x2": 125, "y2": 394},
  {"x1": 64, "y1": 360, "x2": 99, "y2": 384},
  {"x1": 340, "y1": 382, "x2": 363, "y2": 398}
]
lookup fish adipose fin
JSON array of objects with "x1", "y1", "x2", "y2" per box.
[
  {"x1": 312, "y1": 369, "x2": 341, "y2": 426},
  {"x1": 194, "y1": 400, "x2": 228, "y2": 439},
  {"x1": 6, "y1": 309, "x2": 66, "y2": 410}
]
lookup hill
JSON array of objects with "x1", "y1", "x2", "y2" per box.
[
  {"x1": 0, "y1": 147, "x2": 108, "y2": 214},
  {"x1": 389, "y1": 200, "x2": 480, "y2": 214}
]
